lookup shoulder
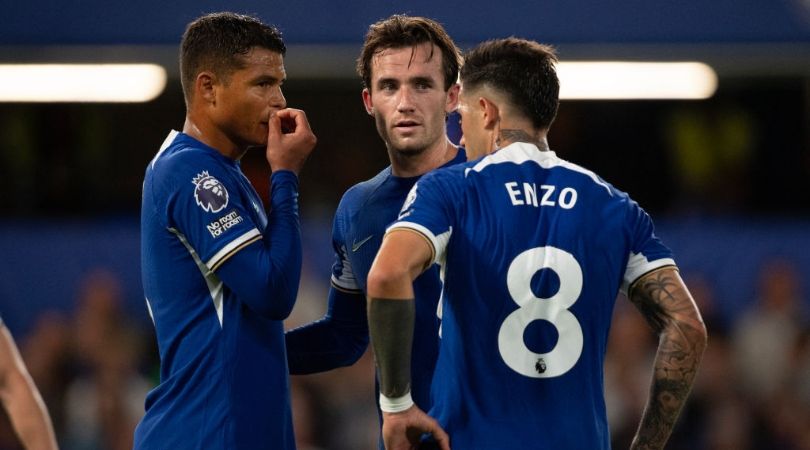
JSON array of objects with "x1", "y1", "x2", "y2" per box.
[
  {"x1": 405, "y1": 165, "x2": 467, "y2": 210},
  {"x1": 420, "y1": 163, "x2": 468, "y2": 186},
  {"x1": 336, "y1": 166, "x2": 392, "y2": 214},
  {"x1": 151, "y1": 144, "x2": 234, "y2": 198},
  {"x1": 151, "y1": 142, "x2": 219, "y2": 181},
  {"x1": 554, "y1": 157, "x2": 626, "y2": 197}
]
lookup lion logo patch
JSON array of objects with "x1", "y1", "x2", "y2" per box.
[{"x1": 192, "y1": 171, "x2": 229, "y2": 213}]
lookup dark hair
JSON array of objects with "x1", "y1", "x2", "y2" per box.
[
  {"x1": 461, "y1": 38, "x2": 560, "y2": 130},
  {"x1": 357, "y1": 15, "x2": 461, "y2": 91},
  {"x1": 180, "y1": 12, "x2": 286, "y2": 104}
]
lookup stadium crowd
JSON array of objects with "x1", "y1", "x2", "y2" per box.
[{"x1": 0, "y1": 255, "x2": 808, "y2": 449}]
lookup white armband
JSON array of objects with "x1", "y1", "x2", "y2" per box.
[{"x1": 379, "y1": 392, "x2": 414, "y2": 413}]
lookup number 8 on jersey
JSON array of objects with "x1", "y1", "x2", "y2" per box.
[{"x1": 498, "y1": 246, "x2": 584, "y2": 378}]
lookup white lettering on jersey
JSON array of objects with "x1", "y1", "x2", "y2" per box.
[
  {"x1": 505, "y1": 182, "x2": 524, "y2": 205},
  {"x1": 540, "y1": 185, "x2": 555, "y2": 206},
  {"x1": 207, "y1": 210, "x2": 244, "y2": 238},
  {"x1": 559, "y1": 187, "x2": 578, "y2": 209},
  {"x1": 504, "y1": 182, "x2": 578, "y2": 209}
]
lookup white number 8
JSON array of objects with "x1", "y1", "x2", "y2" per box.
[{"x1": 497, "y1": 246, "x2": 583, "y2": 378}]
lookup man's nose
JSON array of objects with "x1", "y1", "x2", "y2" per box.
[
  {"x1": 271, "y1": 88, "x2": 287, "y2": 109},
  {"x1": 396, "y1": 87, "x2": 415, "y2": 112}
]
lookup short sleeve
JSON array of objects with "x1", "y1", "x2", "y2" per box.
[
  {"x1": 157, "y1": 152, "x2": 262, "y2": 271},
  {"x1": 387, "y1": 169, "x2": 459, "y2": 266},
  {"x1": 621, "y1": 200, "x2": 676, "y2": 294}
]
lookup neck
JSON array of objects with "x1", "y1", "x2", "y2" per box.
[
  {"x1": 495, "y1": 128, "x2": 549, "y2": 152},
  {"x1": 389, "y1": 138, "x2": 458, "y2": 178},
  {"x1": 183, "y1": 115, "x2": 246, "y2": 160}
]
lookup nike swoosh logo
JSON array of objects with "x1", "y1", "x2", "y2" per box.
[{"x1": 351, "y1": 235, "x2": 374, "y2": 252}]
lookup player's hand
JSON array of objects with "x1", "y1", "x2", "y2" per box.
[
  {"x1": 382, "y1": 406, "x2": 450, "y2": 450},
  {"x1": 266, "y1": 108, "x2": 317, "y2": 175}
]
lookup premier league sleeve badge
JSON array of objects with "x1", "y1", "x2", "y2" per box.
[{"x1": 192, "y1": 171, "x2": 229, "y2": 213}]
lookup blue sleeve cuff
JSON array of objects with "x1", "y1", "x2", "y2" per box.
[{"x1": 270, "y1": 170, "x2": 299, "y2": 187}]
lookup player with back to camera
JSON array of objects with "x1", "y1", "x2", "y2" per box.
[
  {"x1": 284, "y1": 14, "x2": 464, "y2": 448},
  {"x1": 367, "y1": 37, "x2": 708, "y2": 450},
  {"x1": 135, "y1": 12, "x2": 316, "y2": 450}
]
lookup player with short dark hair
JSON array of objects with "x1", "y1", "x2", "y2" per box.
[
  {"x1": 135, "y1": 12, "x2": 316, "y2": 450},
  {"x1": 367, "y1": 37, "x2": 708, "y2": 450},
  {"x1": 179, "y1": 13, "x2": 287, "y2": 107},
  {"x1": 284, "y1": 14, "x2": 463, "y2": 446},
  {"x1": 356, "y1": 15, "x2": 461, "y2": 95},
  {"x1": 0, "y1": 318, "x2": 58, "y2": 450}
]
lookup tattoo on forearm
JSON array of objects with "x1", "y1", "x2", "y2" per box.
[{"x1": 629, "y1": 269, "x2": 707, "y2": 450}]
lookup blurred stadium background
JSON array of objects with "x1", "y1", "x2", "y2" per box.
[{"x1": 1, "y1": 0, "x2": 809, "y2": 448}]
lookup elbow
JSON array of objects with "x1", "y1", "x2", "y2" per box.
[
  {"x1": 663, "y1": 315, "x2": 708, "y2": 360},
  {"x1": 276, "y1": 289, "x2": 298, "y2": 320},
  {"x1": 262, "y1": 264, "x2": 300, "y2": 320},
  {"x1": 685, "y1": 308, "x2": 709, "y2": 357},
  {"x1": 252, "y1": 304, "x2": 293, "y2": 321},
  {"x1": 269, "y1": 293, "x2": 297, "y2": 320},
  {"x1": 251, "y1": 283, "x2": 298, "y2": 320},
  {"x1": 327, "y1": 330, "x2": 369, "y2": 368},
  {"x1": 345, "y1": 333, "x2": 370, "y2": 364},
  {"x1": 271, "y1": 303, "x2": 296, "y2": 321},
  {"x1": 367, "y1": 264, "x2": 411, "y2": 300},
  {"x1": 695, "y1": 320, "x2": 709, "y2": 356}
]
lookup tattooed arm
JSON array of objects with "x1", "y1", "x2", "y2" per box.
[{"x1": 627, "y1": 266, "x2": 708, "y2": 450}]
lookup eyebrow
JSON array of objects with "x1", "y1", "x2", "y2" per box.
[
  {"x1": 410, "y1": 76, "x2": 434, "y2": 86},
  {"x1": 375, "y1": 75, "x2": 436, "y2": 87},
  {"x1": 376, "y1": 77, "x2": 398, "y2": 86},
  {"x1": 253, "y1": 74, "x2": 285, "y2": 84}
]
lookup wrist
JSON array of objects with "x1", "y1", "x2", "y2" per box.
[
  {"x1": 271, "y1": 169, "x2": 298, "y2": 181},
  {"x1": 379, "y1": 391, "x2": 414, "y2": 413}
]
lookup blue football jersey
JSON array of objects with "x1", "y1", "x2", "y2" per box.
[
  {"x1": 328, "y1": 148, "x2": 467, "y2": 413},
  {"x1": 136, "y1": 131, "x2": 296, "y2": 450},
  {"x1": 390, "y1": 142, "x2": 675, "y2": 449}
]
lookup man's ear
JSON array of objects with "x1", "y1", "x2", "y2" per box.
[
  {"x1": 362, "y1": 88, "x2": 374, "y2": 115},
  {"x1": 480, "y1": 97, "x2": 500, "y2": 130},
  {"x1": 196, "y1": 72, "x2": 217, "y2": 105},
  {"x1": 445, "y1": 83, "x2": 460, "y2": 113}
]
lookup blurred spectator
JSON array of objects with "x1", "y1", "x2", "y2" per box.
[
  {"x1": 681, "y1": 334, "x2": 760, "y2": 450},
  {"x1": 604, "y1": 299, "x2": 657, "y2": 448},
  {"x1": 314, "y1": 351, "x2": 378, "y2": 450},
  {"x1": 5, "y1": 236, "x2": 810, "y2": 449},
  {"x1": 290, "y1": 378, "x2": 327, "y2": 450},
  {"x1": 683, "y1": 272, "x2": 729, "y2": 337},
  {"x1": 0, "y1": 318, "x2": 58, "y2": 450},
  {"x1": 763, "y1": 329, "x2": 810, "y2": 449},
  {"x1": 731, "y1": 258, "x2": 805, "y2": 404},
  {"x1": 18, "y1": 312, "x2": 73, "y2": 443},
  {"x1": 62, "y1": 269, "x2": 150, "y2": 450},
  {"x1": 286, "y1": 270, "x2": 379, "y2": 450},
  {"x1": 726, "y1": 257, "x2": 810, "y2": 449}
]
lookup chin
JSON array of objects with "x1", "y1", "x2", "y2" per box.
[
  {"x1": 391, "y1": 138, "x2": 429, "y2": 154},
  {"x1": 245, "y1": 138, "x2": 268, "y2": 150},
  {"x1": 393, "y1": 145, "x2": 427, "y2": 157}
]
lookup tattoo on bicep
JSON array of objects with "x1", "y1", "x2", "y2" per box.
[
  {"x1": 629, "y1": 270, "x2": 699, "y2": 333},
  {"x1": 629, "y1": 271, "x2": 673, "y2": 333}
]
